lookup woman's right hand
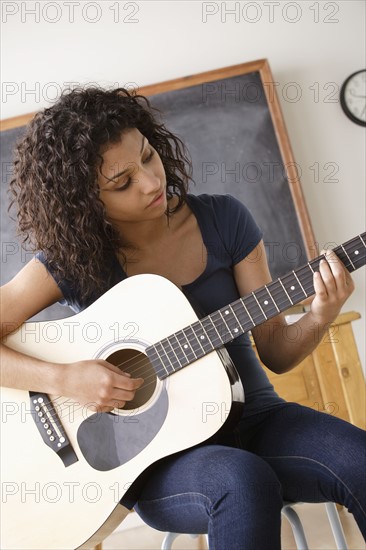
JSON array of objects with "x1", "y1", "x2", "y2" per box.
[
  {"x1": 60, "y1": 359, "x2": 144, "y2": 412},
  {"x1": 1, "y1": 261, "x2": 144, "y2": 411}
]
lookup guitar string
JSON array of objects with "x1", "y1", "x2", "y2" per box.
[
  {"x1": 44, "y1": 285, "x2": 366, "y2": 421},
  {"x1": 44, "y1": 279, "x2": 350, "y2": 421},
  {"x1": 50, "y1": 240, "x2": 363, "y2": 392},
  {"x1": 51, "y1": 245, "x2": 365, "y2": 416},
  {"x1": 105, "y1": 244, "x2": 365, "y2": 380},
  {"x1": 50, "y1": 246, "x2": 365, "y2": 414},
  {"x1": 48, "y1": 244, "x2": 365, "y2": 419},
  {"x1": 50, "y1": 279, "x2": 306, "y2": 414}
]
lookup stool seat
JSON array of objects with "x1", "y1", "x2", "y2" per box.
[{"x1": 161, "y1": 502, "x2": 348, "y2": 550}]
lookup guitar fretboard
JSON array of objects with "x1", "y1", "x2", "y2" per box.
[{"x1": 147, "y1": 233, "x2": 366, "y2": 379}]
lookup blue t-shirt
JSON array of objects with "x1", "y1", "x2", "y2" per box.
[{"x1": 37, "y1": 193, "x2": 284, "y2": 416}]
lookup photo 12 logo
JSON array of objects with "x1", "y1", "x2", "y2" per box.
[
  {"x1": 201, "y1": 80, "x2": 340, "y2": 105},
  {"x1": 201, "y1": 2, "x2": 340, "y2": 24},
  {"x1": 199, "y1": 160, "x2": 340, "y2": 185},
  {"x1": 1, "y1": 480, "x2": 134, "y2": 504},
  {"x1": 1, "y1": 80, "x2": 139, "y2": 105},
  {"x1": 1, "y1": 1, "x2": 140, "y2": 24}
]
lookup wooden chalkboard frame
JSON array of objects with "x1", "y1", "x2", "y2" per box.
[
  {"x1": 138, "y1": 59, "x2": 316, "y2": 262},
  {"x1": 1, "y1": 58, "x2": 316, "y2": 264}
]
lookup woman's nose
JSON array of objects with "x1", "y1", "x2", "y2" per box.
[{"x1": 139, "y1": 171, "x2": 160, "y2": 195}]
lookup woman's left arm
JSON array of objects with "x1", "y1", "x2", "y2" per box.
[{"x1": 233, "y1": 240, "x2": 355, "y2": 374}]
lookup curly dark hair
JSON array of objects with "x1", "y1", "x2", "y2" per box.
[{"x1": 9, "y1": 86, "x2": 194, "y2": 304}]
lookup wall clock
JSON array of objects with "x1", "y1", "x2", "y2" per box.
[{"x1": 340, "y1": 69, "x2": 366, "y2": 126}]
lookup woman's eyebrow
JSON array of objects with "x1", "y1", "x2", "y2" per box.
[{"x1": 105, "y1": 136, "x2": 147, "y2": 183}]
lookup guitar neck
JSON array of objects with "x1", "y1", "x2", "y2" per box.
[{"x1": 147, "y1": 232, "x2": 366, "y2": 379}]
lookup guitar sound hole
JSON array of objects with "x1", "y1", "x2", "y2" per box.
[{"x1": 106, "y1": 348, "x2": 157, "y2": 410}]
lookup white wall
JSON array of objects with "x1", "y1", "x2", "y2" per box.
[{"x1": 2, "y1": 1, "x2": 365, "y2": 372}]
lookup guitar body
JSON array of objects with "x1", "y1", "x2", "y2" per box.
[
  {"x1": 0, "y1": 274, "x2": 244, "y2": 549},
  {"x1": 2, "y1": 232, "x2": 364, "y2": 549}
]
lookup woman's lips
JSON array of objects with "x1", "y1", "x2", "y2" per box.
[{"x1": 147, "y1": 190, "x2": 164, "y2": 207}]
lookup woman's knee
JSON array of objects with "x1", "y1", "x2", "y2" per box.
[
  {"x1": 191, "y1": 446, "x2": 283, "y2": 512},
  {"x1": 138, "y1": 444, "x2": 282, "y2": 510},
  {"x1": 135, "y1": 445, "x2": 283, "y2": 537}
]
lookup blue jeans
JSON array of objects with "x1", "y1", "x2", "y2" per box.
[{"x1": 134, "y1": 403, "x2": 366, "y2": 550}]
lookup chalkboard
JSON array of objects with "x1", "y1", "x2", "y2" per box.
[
  {"x1": 0, "y1": 59, "x2": 315, "y2": 321},
  {"x1": 139, "y1": 59, "x2": 315, "y2": 273}
]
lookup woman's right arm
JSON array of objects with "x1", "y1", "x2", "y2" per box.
[{"x1": 0, "y1": 258, "x2": 143, "y2": 411}]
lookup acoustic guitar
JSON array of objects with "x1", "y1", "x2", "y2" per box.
[{"x1": 1, "y1": 232, "x2": 365, "y2": 549}]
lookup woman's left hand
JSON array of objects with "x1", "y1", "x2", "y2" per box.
[{"x1": 310, "y1": 249, "x2": 355, "y2": 326}]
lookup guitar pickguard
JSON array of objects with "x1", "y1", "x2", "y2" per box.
[{"x1": 77, "y1": 387, "x2": 168, "y2": 471}]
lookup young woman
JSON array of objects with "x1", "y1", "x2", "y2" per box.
[{"x1": 1, "y1": 87, "x2": 365, "y2": 549}]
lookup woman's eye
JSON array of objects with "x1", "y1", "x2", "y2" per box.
[
  {"x1": 145, "y1": 149, "x2": 155, "y2": 163},
  {"x1": 115, "y1": 179, "x2": 132, "y2": 192},
  {"x1": 115, "y1": 149, "x2": 155, "y2": 191}
]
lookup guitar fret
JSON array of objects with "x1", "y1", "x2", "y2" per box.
[
  {"x1": 253, "y1": 287, "x2": 279, "y2": 318},
  {"x1": 231, "y1": 301, "x2": 253, "y2": 333},
  {"x1": 293, "y1": 270, "x2": 307, "y2": 297},
  {"x1": 181, "y1": 328, "x2": 199, "y2": 359},
  {"x1": 147, "y1": 337, "x2": 187, "y2": 380},
  {"x1": 264, "y1": 285, "x2": 280, "y2": 312},
  {"x1": 210, "y1": 310, "x2": 235, "y2": 342},
  {"x1": 165, "y1": 337, "x2": 187, "y2": 369},
  {"x1": 280, "y1": 272, "x2": 308, "y2": 304},
  {"x1": 145, "y1": 346, "x2": 166, "y2": 379},
  {"x1": 171, "y1": 333, "x2": 190, "y2": 365},
  {"x1": 336, "y1": 234, "x2": 366, "y2": 271},
  {"x1": 201, "y1": 315, "x2": 224, "y2": 346},
  {"x1": 279, "y1": 279, "x2": 293, "y2": 305},
  {"x1": 240, "y1": 298, "x2": 254, "y2": 325},
  {"x1": 195, "y1": 320, "x2": 215, "y2": 353},
  {"x1": 266, "y1": 280, "x2": 292, "y2": 310},
  {"x1": 157, "y1": 342, "x2": 176, "y2": 374},
  {"x1": 218, "y1": 310, "x2": 234, "y2": 339},
  {"x1": 227, "y1": 304, "x2": 243, "y2": 336},
  {"x1": 146, "y1": 232, "x2": 365, "y2": 381},
  {"x1": 163, "y1": 338, "x2": 179, "y2": 366},
  {"x1": 153, "y1": 342, "x2": 174, "y2": 375},
  {"x1": 246, "y1": 294, "x2": 267, "y2": 324},
  {"x1": 183, "y1": 326, "x2": 204, "y2": 356},
  {"x1": 351, "y1": 237, "x2": 366, "y2": 268},
  {"x1": 297, "y1": 265, "x2": 316, "y2": 296},
  {"x1": 209, "y1": 313, "x2": 225, "y2": 343},
  {"x1": 341, "y1": 244, "x2": 355, "y2": 270},
  {"x1": 175, "y1": 330, "x2": 196, "y2": 363},
  {"x1": 252, "y1": 292, "x2": 267, "y2": 320}
]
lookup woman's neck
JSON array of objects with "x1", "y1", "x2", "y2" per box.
[{"x1": 116, "y1": 196, "x2": 184, "y2": 252}]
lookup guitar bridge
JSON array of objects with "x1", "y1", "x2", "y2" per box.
[{"x1": 29, "y1": 392, "x2": 78, "y2": 467}]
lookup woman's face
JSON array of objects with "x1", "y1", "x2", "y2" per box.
[{"x1": 98, "y1": 128, "x2": 167, "y2": 225}]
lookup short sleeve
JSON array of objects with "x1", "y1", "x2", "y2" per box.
[
  {"x1": 35, "y1": 251, "x2": 75, "y2": 309},
  {"x1": 216, "y1": 194, "x2": 263, "y2": 265}
]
